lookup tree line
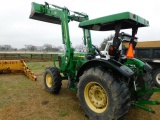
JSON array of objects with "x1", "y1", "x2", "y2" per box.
[
  {"x1": 0, "y1": 44, "x2": 63, "y2": 52},
  {"x1": 0, "y1": 35, "x2": 114, "y2": 52}
]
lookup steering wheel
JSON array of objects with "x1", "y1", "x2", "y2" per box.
[{"x1": 92, "y1": 44, "x2": 105, "y2": 58}]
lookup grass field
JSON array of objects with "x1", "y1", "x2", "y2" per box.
[{"x1": 0, "y1": 61, "x2": 160, "y2": 120}]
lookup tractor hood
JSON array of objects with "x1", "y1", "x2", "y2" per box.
[{"x1": 79, "y1": 12, "x2": 149, "y2": 31}]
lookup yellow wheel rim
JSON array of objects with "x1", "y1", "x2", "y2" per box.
[
  {"x1": 46, "y1": 74, "x2": 53, "y2": 88},
  {"x1": 84, "y1": 82, "x2": 108, "y2": 113}
]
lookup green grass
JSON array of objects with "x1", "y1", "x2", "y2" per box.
[
  {"x1": 59, "y1": 111, "x2": 68, "y2": 117},
  {"x1": 26, "y1": 61, "x2": 54, "y2": 72},
  {"x1": 0, "y1": 61, "x2": 88, "y2": 120},
  {"x1": 0, "y1": 61, "x2": 160, "y2": 120}
]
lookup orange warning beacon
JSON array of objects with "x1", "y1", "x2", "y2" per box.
[{"x1": 126, "y1": 43, "x2": 134, "y2": 58}]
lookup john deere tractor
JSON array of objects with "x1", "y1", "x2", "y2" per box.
[{"x1": 30, "y1": 2, "x2": 160, "y2": 120}]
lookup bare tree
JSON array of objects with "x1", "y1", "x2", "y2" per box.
[
  {"x1": 26, "y1": 45, "x2": 37, "y2": 51},
  {"x1": 3, "y1": 45, "x2": 12, "y2": 51},
  {"x1": 57, "y1": 46, "x2": 63, "y2": 52},
  {"x1": 43, "y1": 44, "x2": 52, "y2": 52},
  {"x1": 74, "y1": 43, "x2": 86, "y2": 52},
  {"x1": 99, "y1": 34, "x2": 114, "y2": 50},
  {"x1": 0, "y1": 45, "x2": 4, "y2": 51}
]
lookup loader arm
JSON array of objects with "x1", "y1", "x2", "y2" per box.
[{"x1": 29, "y1": 2, "x2": 93, "y2": 73}]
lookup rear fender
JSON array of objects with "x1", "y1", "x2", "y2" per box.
[
  {"x1": 126, "y1": 58, "x2": 152, "y2": 73},
  {"x1": 76, "y1": 59, "x2": 134, "y2": 81}
]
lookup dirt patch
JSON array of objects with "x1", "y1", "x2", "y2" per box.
[{"x1": 0, "y1": 75, "x2": 88, "y2": 120}]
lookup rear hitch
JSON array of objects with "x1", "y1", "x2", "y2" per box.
[{"x1": 132, "y1": 100, "x2": 160, "y2": 113}]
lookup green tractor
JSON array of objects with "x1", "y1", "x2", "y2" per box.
[{"x1": 30, "y1": 2, "x2": 160, "y2": 120}]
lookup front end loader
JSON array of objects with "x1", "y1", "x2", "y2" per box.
[{"x1": 30, "y1": 2, "x2": 160, "y2": 120}]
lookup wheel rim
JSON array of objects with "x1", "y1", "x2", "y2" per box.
[
  {"x1": 84, "y1": 82, "x2": 108, "y2": 113},
  {"x1": 156, "y1": 73, "x2": 160, "y2": 84},
  {"x1": 46, "y1": 74, "x2": 53, "y2": 88}
]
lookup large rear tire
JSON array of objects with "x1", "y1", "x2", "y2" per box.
[
  {"x1": 78, "y1": 67, "x2": 131, "y2": 120},
  {"x1": 136, "y1": 73, "x2": 154, "y2": 100},
  {"x1": 44, "y1": 67, "x2": 62, "y2": 94}
]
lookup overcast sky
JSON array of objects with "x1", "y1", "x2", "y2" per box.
[{"x1": 0, "y1": 0, "x2": 160, "y2": 49}]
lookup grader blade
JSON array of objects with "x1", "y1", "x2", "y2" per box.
[{"x1": 0, "y1": 60, "x2": 37, "y2": 81}]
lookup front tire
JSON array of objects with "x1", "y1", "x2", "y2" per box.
[
  {"x1": 78, "y1": 67, "x2": 131, "y2": 120},
  {"x1": 44, "y1": 67, "x2": 62, "y2": 94}
]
